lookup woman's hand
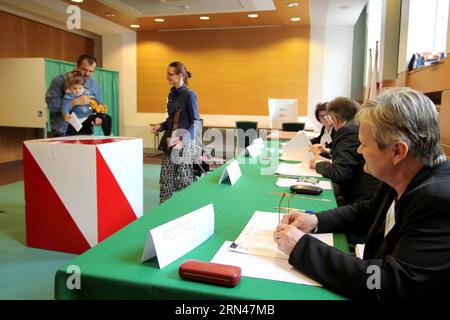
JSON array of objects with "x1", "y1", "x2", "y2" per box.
[
  {"x1": 150, "y1": 124, "x2": 161, "y2": 134},
  {"x1": 273, "y1": 224, "x2": 305, "y2": 256},
  {"x1": 282, "y1": 210, "x2": 318, "y2": 233},
  {"x1": 310, "y1": 144, "x2": 326, "y2": 157}
]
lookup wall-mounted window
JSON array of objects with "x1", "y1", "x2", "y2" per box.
[{"x1": 406, "y1": 0, "x2": 449, "y2": 62}]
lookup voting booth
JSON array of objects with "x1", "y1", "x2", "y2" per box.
[{"x1": 23, "y1": 136, "x2": 143, "y2": 254}]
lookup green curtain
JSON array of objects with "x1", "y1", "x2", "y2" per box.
[{"x1": 44, "y1": 58, "x2": 119, "y2": 136}]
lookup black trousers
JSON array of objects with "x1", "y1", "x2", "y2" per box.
[{"x1": 66, "y1": 113, "x2": 112, "y2": 136}]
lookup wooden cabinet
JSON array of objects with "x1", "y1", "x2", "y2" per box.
[{"x1": 441, "y1": 90, "x2": 450, "y2": 157}]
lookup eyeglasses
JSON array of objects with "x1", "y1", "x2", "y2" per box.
[
  {"x1": 318, "y1": 114, "x2": 327, "y2": 120},
  {"x1": 167, "y1": 72, "x2": 178, "y2": 77},
  {"x1": 277, "y1": 192, "x2": 297, "y2": 223},
  {"x1": 297, "y1": 177, "x2": 319, "y2": 185}
]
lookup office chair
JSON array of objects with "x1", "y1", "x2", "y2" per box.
[
  {"x1": 281, "y1": 122, "x2": 305, "y2": 132},
  {"x1": 235, "y1": 121, "x2": 258, "y2": 154}
]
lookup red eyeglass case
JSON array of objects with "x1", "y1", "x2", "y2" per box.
[{"x1": 179, "y1": 259, "x2": 241, "y2": 288}]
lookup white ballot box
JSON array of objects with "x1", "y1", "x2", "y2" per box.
[{"x1": 23, "y1": 136, "x2": 143, "y2": 254}]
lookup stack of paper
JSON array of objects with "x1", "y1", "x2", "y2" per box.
[
  {"x1": 275, "y1": 162, "x2": 322, "y2": 178},
  {"x1": 211, "y1": 211, "x2": 334, "y2": 286},
  {"x1": 280, "y1": 131, "x2": 312, "y2": 161}
]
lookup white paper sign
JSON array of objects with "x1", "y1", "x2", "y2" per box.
[
  {"x1": 141, "y1": 203, "x2": 215, "y2": 268},
  {"x1": 218, "y1": 160, "x2": 242, "y2": 185},
  {"x1": 68, "y1": 113, "x2": 83, "y2": 132},
  {"x1": 245, "y1": 143, "x2": 262, "y2": 158}
]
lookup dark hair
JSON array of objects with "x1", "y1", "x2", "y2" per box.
[
  {"x1": 77, "y1": 54, "x2": 97, "y2": 67},
  {"x1": 326, "y1": 97, "x2": 360, "y2": 121},
  {"x1": 168, "y1": 61, "x2": 192, "y2": 85},
  {"x1": 314, "y1": 102, "x2": 328, "y2": 122},
  {"x1": 65, "y1": 71, "x2": 85, "y2": 90}
]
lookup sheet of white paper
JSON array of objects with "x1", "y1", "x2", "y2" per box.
[
  {"x1": 69, "y1": 113, "x2": 83, "y2": 132},
  {"x1": 280, "y1": 131, "x2": 312, "y2": 161},
  {"x1": 246, "y1": 143, "x2": 262, "y2": 158},
  {"x1": 219, "y1": 160, "x2": 242, "y2": 185},
  {"x1": 275, "y1": 162, "x2": 322, "y2": 178},
  {"x1": 230, "y1": 211, "x2": 333, "y2": 259},
  {"x1": 276, "y1": 178, "x2": 332, "y2": 190},
  {"x1": 211, "y1": 241, "x2": 321, "y2": 287},
  {"x1": 141, "y1": 203, "x2": 215, "y2": 268}
]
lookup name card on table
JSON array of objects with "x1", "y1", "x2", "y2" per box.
[
  {"x1": 253, "y1": 138, "x2": 265, "y2": 149},
  {"x1": 218, "y1": 160, "x2": 242, "y2": 185},
  {"x1": 245, "y1": 143, "x2": 262, "y2": 158},
  {"x1": 141, "y1": 204, "x2": 215, "y2": 268}
]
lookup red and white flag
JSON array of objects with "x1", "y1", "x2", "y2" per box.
[
  {"x1": 370, "y1": 41, "x2": 381, "y2": 100},
  {"x1": 365, "y1": 48, "x2": 373, "y2": 102}
]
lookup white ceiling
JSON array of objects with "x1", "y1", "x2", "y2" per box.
[
  {"x1": 0, "y1": 0, "x2": 369, "y2": 35},
  {"x1": 97, "y1": 0, "x2": 276, "y2": 17},
  {"x1": 311, "y1": 0, "x2": 368, "y2": 26}
]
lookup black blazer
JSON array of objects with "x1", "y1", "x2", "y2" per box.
[
  {"x1": 315, "y1": 120, "x2": 380, "y2": 204},
  {"x1": 289, "y1": 161, "x2": 450, "y2": 300}
]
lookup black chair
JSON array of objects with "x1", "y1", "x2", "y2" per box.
[
  {"x1": 235, "y1": 121, "x2": 258, "y2": 153},
  {"x1": 282, "y1": 122, "x2": 305, "y2": 132}
]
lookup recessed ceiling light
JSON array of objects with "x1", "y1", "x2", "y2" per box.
[
  {"x1": 248, "y1": 13, "x2": 259, "y2": 18},
  {"x1": 154, "y1": 18, "x2": 165, "y2": 22},
  {"x1": 339, "y1": 5, "x2": 350, "y2": 9},
  {"x1": 290, "y1": 17, "x2": 301, "y2": 22},
  {"x1": 287, "y1": 2, "x2": 299, "y2": 7},
  {"x1": 130, "y1": 24, "x2": 140, "y2": 28},
  {"x1": 105, "y1": 12, "x2": 115, "y2": 17},
  {"x1": 199, "y1": 16, "x2": 210, "y2": 20},
  {"x1": 71, "y1": 0, "x2": 83, "y2": 3}
]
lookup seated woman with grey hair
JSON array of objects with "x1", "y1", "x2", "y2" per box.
[{"x1": 273, "y1": 87, "x2": 450, "y2": 300}]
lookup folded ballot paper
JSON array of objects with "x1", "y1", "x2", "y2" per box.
[{"x1": 68, "y1": 113, "x2": 83, "y2": 132}]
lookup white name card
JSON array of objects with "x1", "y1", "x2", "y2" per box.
[
  {"x1": 218, "y1": 160, "x2": 242, "y2": 185},
  {"x1": 253, "y1": 138, "x2": 264, "y2": 149},
  {"x1": 141, "y1": 203, "x2": 215, "y2": 268},
  {"x1": 245, "y1": 143, "x2": 262, "y2": 158}
]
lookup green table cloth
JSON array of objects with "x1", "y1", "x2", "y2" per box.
[{"x1": 55, "y1": 145, "x2": 348, "y2": 300}]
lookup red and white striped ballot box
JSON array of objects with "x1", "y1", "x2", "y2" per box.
[{"x1": 23, "y1": 136, "x2": 143, "y2": 254}]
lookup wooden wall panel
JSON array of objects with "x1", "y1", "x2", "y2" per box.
[
  {"x1": 0, "y1": 11, "x2": 25, "y2": 57},
  {"x1": 0, "y1": 11, "x2": 95, "y2": 164},
  {"x1": 0, "y1": 127, "x2": 39, "y2": 163},
  {"x1": 137, "y1": 26, "x2": 310, "y2": 116},
  {"x1": 23, "y1": 19, "x2": 62, "y2": 59},
  {"x1": 61, "y1": 31, "x2": 94, "y2": 62}
]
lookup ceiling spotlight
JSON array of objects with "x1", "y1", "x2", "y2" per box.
[
  {"x1": 339, "y1": 5, "x2": 350, "y2": 9},
  {"x1": 105, "y1": 12, "x2": 115, "y2": 17},
  {"x1": 154, "y1": 18, "x2": 165, "y2": 22},
  {"x1": 248, "y1": 13, "x2": 259, "y2": 18},
  {"x1": 130, "y1": 24, "x2": 140, "y2": 28},
  {"x1": 71, "y1": 0, "x2": 84, "y2": 3},
  {"x1": 199, "y1": 16, "x2": 210, "y2": 20},
  {"x1": 287, "y1": 2, "x2": 299, "y2": 8},
  {"x1": 290, "y1": 17, "x2": 301, "y2": 22}
]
